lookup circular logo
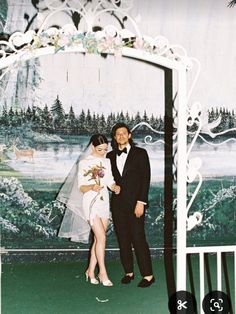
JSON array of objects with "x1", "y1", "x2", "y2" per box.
[
  {"x1": 168, "y1": 290, "x2": 197, "y2": 314},
  {"x1": 202, "y1": 290, "x2": 231, "y2": 314}
]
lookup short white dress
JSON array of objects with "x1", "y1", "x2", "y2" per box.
[
  {"x1": 57, "y1": 154, "x2": 115, "y2": 243},
  {"x1": 78, "y1": 155, "x2": 115, "y2": 225}
]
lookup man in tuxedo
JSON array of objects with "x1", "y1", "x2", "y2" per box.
[{"x1": 107, "y1": 123, "x2": 155, "y2": 288}]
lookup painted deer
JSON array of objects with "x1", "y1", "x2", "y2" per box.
[
  {"x1": 0, "y1": 144, "x2": 6, "y2": 161},
  {"x1": 12, "y1": 145, "x2": 35, "y2": 161},
  {"x1": 0, "y1": 144, "x2": 6, "y2": 154}
]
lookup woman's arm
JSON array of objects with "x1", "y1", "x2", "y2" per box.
[
  {"x1": 80, "y1": 184, "x2": 103, "y2": 193},
  {"x1": 106, "y1": 159, "x2": 120, "y2": 194}
]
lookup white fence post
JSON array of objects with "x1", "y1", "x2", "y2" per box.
[{"x1": 176, "y1": 67, "x2": 188, "y2": 291}]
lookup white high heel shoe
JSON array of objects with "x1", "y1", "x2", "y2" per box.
[
  {"x1": 98, "y1": 276, "x2": 113, "y2": 287},
  {"x1": 85, "y1": 272, "x2": 99, "y2": 285}
]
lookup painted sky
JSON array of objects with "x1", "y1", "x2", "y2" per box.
[
  {"x1": 133, "y1": 0, "x2": 236, "y2": 111},
  {"x1": 36, "y1": 0, "x2": 236, "y2": 115},
  {"x1": 36, "y1": 53, "x2": 165, "y2": 116},
  {"x1": 2, "y1": 0, "x2": 236, "y2": 116}
]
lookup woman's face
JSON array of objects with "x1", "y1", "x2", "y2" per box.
[{"x1": 92, "y1": 143, "x2": 108, "y2": 157}]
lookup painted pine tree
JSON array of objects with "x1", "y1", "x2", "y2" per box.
[{"x1": 50, "y1": 95, "x2": 65, "y2": 133}]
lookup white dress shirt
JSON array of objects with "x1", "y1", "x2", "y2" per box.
[{"x1": 116, "y1": 143, "x2": 131, "y2": 176}]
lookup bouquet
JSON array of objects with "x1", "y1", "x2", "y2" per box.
[
  {"x1": 84, "y1": 162, "x2": 105, "y2": 217},
  {"x1": 84, "y1": 162, "x2": 105, "y2": 201}
]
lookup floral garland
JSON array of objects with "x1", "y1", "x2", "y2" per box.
[
  {"x1": 0, "y1": 21, "x2": 191, "y2": 69},
  {"x1": 4, "y1": 23, "x2": 185, "y2": 62},
  {"x1": 30, "y1": 27, "x2": 154, "y2": 57}
]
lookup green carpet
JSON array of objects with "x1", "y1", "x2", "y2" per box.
[
  {"x1": 2, "y1": 255, "x2": 235, "y2": 314},
  {"x1": 2, "y1": 259, "x2": 168, "y2": 314}
]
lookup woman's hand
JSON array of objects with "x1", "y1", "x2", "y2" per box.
[
  {"x1": 92, "y1": 184, "x2": 103, "y2": 192},
  {"x1": 111, "y1": 184, "x2": 121, "y2": 195}
]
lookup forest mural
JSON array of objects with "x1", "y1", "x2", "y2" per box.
[
  {"x1": 0, "y1": 0, "x2": 236, "y2": 260},
  {"x1": 1, "y1": 94, "x2": 236, "y2": 252}
]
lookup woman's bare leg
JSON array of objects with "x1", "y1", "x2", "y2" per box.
[
  {"x1": 86, "y1": 238, "x2": 97, "y2": 279},
  {"x1": 91, "y1": 216, "x2": 110, "y2": 282}
]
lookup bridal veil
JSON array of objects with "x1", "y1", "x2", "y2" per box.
[{"x1": 57, "y1": 145, "x2": 92, "y2": 243}]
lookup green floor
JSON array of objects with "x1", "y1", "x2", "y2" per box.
[
  {"x1": 2, "y1": 259, "x2": 168, "y2": 314},
  {"x1": 2, "y1": 256, "x2": 235, "y2": 314}
]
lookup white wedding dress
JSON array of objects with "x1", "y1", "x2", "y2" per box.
[
  {"x1": 57, "y1": 154, "x2": 115, "y2": 243},
  {"x1": 78, "y1": 155, "x2": 115, "y2": 222}
]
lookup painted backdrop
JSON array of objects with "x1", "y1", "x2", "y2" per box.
[{"x1": 0, "y1": 0, "x2": 236, "y2": 258}]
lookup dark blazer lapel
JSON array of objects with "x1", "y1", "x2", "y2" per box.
[
  {"x1": 110, "y1": 150, "x2": 122, "y2": 180},
  {"x1": 122, "y1": 146, "x2": 135, "y2": 177}
]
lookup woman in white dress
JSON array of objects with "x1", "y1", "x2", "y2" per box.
[{"x1": 57, "y1": 134, "x2": 120, "y2": 286}]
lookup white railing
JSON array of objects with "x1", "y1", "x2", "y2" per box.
[{"x1": 186, "y1": 245, "x2": 236, "y2": 314}]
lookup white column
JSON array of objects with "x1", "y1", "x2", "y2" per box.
[
  {"x1": 199, "y1": 252, "x2": 205, "y2": 314},
  {"x1": 234, "y1": 250, "x2": 236, "y2": 314},
  {"x1": 176, "y1": 67, "x2": 188, "y2": 291},
  {"x1": 217, "y1": 251, "x2": 222, "y2": 291}
]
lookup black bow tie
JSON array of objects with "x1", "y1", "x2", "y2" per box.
[{"x1": 117, "y1": 147, "x2": 127, "y2": 156}]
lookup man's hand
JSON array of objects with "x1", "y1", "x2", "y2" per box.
[{"x1": 134, "y1": 202, "x2": 144, "y2": 218}]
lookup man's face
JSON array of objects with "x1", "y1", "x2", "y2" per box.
[{"x1": 114, "y1": 127, "x2": 131, "y2": 147}]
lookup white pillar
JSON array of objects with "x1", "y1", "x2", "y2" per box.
[
  {"x1": 199, "y1": 252, "x2": 205, "y2": 314},
  {"x1": 176, "y1": 67, "x2": 188, "y2": 291},
  {"x1": 217, "y1": 251, "x2": 222, "y2": 291}
]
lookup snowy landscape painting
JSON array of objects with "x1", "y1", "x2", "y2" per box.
[
  {"x1": 0, "y1": 0, "x2": 236, "y2": 255},
  {"x1": 1, "y1": 82, "x2": 235, "y2": 250}
]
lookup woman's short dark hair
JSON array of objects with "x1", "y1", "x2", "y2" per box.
[
  {"x1": 111, "y1": 123, "x2": 134, "y2": 149},
  {"x1": 89, "y1": 134, "x2": 108, "y2": 147}
]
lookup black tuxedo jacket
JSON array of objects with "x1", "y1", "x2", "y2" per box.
[{"x1": 107, "y1": 146, "x2": 151, "y2": 211}]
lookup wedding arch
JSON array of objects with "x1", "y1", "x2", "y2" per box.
[{"x1": 0, "y1": 1, "x2": 235, "y2": 312}]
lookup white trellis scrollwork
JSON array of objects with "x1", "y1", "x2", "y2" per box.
[
  {"x1": 0, "y1": 0, "x2": 195, "y2": 80},
  {"x1": 185, "y1": 98, "x2": 236, "y2": 230}
]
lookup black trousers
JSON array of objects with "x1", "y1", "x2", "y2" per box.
[{"x1": 112, "y1": 208, "x2": 153, "y2": 277}]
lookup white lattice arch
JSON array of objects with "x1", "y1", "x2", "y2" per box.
[{"x1": 1, "y1": 2, "x2": 235, "y2": 311}]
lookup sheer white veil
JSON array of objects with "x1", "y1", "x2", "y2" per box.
[{"x1": 57, "y1": 144, "x2": 93, "y2": 243}]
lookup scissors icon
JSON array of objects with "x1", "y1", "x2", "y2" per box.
[{"x1": 177, "y1": 300, "x2": 188, "y2": 310}]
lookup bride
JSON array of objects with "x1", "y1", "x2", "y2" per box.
[{"x1": 57, "y1": 134, "x2": 120, "y2": 286}]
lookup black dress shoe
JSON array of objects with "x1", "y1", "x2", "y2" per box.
[
  {"x1": 137, "y1": 276, "x2": 155, "y2": 288},
  {"x1": 121, "y1": 274, "x2": 134, "y2": 284}
]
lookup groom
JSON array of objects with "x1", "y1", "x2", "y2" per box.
[{"x1": 107, "y1": 123, "x2": 155, "y2": 288}]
